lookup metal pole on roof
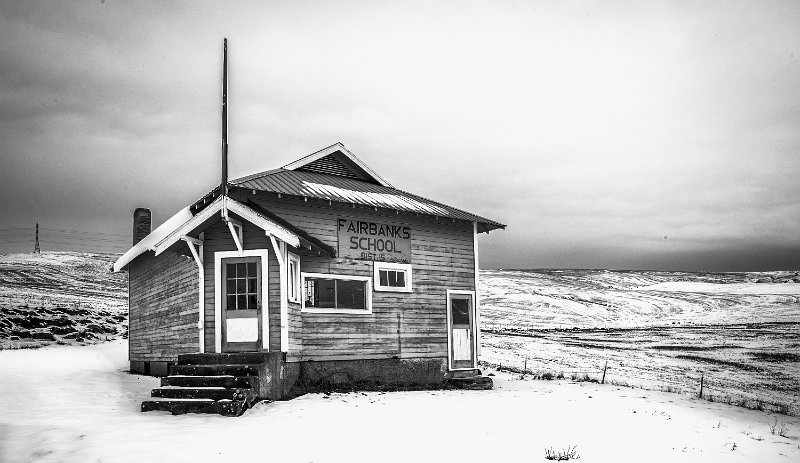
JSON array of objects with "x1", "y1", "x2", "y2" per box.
[{"x1": 221, "y1": 38, "x2": 229, "y2": 199}]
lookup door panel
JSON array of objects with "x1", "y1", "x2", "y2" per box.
[
  {"x1": 452, "y1": 328, "x2": 472, "y2": 360},
  {"x1": 222, "y1": 257, "x2": 261, "y2": 352}
]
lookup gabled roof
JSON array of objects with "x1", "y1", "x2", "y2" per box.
[
  {"x1": 229, "y1": 144, "x2": 506, "y2": 233},
  {"x1": 154, "y1": 196, "x2": 301, "y2": 255},
  {"x1": 113, "y1": 196, "x2": 334, "y2": 272},
  {"x1": 283, "y1": 142, "x2": 393, "y2": 187}
]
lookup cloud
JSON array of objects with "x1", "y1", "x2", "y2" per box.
[{"x1": 0, "y1": 0, "x2": 798, "y2": 270}]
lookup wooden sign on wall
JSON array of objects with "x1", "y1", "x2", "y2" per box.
[{"x1": 337, "y1": 218, "x2": 411, "y2": 263}]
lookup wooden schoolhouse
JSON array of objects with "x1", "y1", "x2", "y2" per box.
[
  {"x1": 113, "y1": 41, "x2": 504, "y2": 415},
  {"x1": 114, "y1": 143, "x2": 504, "y2": 415}
]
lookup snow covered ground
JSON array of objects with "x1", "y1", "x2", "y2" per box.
[
  {"x1": 479, "y1": 269, "x2": 800, "y2": 416},
  {"x1": 1, "y1": 341, "x2": 798, "y2": 462},
  {"x1": 0, "y1": 252, "x2": 127, "y2": 348}
]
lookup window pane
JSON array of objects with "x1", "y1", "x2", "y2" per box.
[
  {"x1": 227, "y1": 263, "x2": 237, "y2": 278},
  {"x1": 236, "y1": 263, "x2": 246, "y2": 278},
  {"x1": 379, "y1": 270, "x2": 388, "y2": 287},
  {"x1": 395, "y1": 271, "x2": 405, "y2": 287},
  {"x1": 237, "y1": 295, "x2": 247, "y2": 310},
  {"x1": 247, "y1": 278, "x2": 257, "y2": 293},
  {"x1": 247, "y1": 262, "x2": 257, "y2": 277},
  {"x1": 288, "y1": 263, "x2": 296, "y2": 297},
  {"x1": 226, "y1": 295, "x2": 236, "y2": 310},
  {"x1": 451, "y1": 297, "x2": 470, "y2": 325},
  {"x1": 307, "y1": 278, "x2": 336, "y2": 308},
  {"x1": 236, "y1": 278, "x2": 246, "y2": 294},
  {"x1": 248, "y1": 294, "x2": 258, "y2": 309},
  {"x1": 337, "y1": 280, "x2": 366, "y2": 310},
  {"x1": 226, "y1": 279, "x2": 236, "y2": 294}
]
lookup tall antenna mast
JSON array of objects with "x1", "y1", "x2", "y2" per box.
[
  {"x1": 34, "y1": 222, "x2": 40, "y2": 254},
  {"x1": 221, "y1": 38, "x2": 229, "y2": 198}
]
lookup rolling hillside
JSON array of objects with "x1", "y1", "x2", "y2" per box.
[
  {"x1": 479, "y1": 269, "x2": 800, "y2": 415},
  {"x1": 0, "y1": 252, "x2": 128, "y2": 347},
  {"x1": 480, "y1": 269, "x2": 800, "y2": 330}
]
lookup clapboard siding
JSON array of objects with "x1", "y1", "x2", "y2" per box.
[
  {"x1": 129, "y1": 250, "x2": 199, "y2": 362},
  {"x1": 250, "y1": 195, "x2": 475, "y2": 362},
  {"x1": 132, "y1": 193, "x2": 477, "y2": 362}
]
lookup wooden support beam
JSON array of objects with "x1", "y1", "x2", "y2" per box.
[
  {"x1": 269, "y1": 234, "x2": 289, "y2": 353},
  {"x1": 225, "y1": 218, "x2": 243, "y2": 256},
  {"x1": 181, "y1": 234, "x2": 205, "y2": 353},
  {"x1": 182, "y1": 237, "x2": 203, "y2": 269}
]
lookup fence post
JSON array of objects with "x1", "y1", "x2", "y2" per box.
[
  {"x1": 524, "y1": 356, "x2": 528, "y2": 373},
  {"x1": 699, "y1": 373, "x2": 704, "y2": 399},
  {"x1": 601, "y1": 360, "x2": 608, "y2": 385}
]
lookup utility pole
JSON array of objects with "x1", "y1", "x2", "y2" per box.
[
  {"x1": 221, "y1": 38, "x2": 228, "y2": 198},
  {"x1": 34, "y1": 222, "x2": 40, "y2": 254}
]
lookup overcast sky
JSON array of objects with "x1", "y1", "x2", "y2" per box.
[{"x1": 1, "y1": 0, "x2": 798, "y2": 271}]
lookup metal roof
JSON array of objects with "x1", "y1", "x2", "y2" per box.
[{"x1": 230, "y1": 169, "x2": 505, "y2": 232}]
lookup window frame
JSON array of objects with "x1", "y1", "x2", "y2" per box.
[
  {"x1": 287, "y1": 252, "x2": 301, "y2": 303},
  {"x1": 301, "y1": 272, "x2": 373, "y2": 314},
  {"x1": 373, "y1": 262, "x2": 412, "y2": 293}
]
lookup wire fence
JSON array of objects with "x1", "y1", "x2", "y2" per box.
[{"x1": 479, "y1": 354, "x2": 799, "y2": 417}]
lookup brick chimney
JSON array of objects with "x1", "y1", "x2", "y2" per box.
[{"x1": 133, "y1": 208, "x2": 152, "y2": 245}]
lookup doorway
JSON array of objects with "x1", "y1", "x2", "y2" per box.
[
  {"x1": 221, "y1": 257, "x2": 262, "y2": 352},
  {"x1": 447, "y1": 290, "x2": 476, "y2": 369}
]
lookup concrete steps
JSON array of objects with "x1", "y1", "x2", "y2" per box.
[{"x1": 141, "y1": 353, "x2": 264, "y2": 416}]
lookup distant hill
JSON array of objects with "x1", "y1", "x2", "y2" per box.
[
  {"x1": 0, "y1": 252, "x2": 127, "y2": 348},
  {"x1": 480, "y1": 269, "x2": 800, "y2": 331}
]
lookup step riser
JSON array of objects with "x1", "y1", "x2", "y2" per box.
[
  {"x1": 178, "y1": 353, "x2": 273, "y2": 365},
  {"x1": 170, "y1": 364, "x2": 260, "y2": 377},
  {"x1": 141, "y1": 400, "x2": 247, "y2": 416},
  {"x1": 161, "y1": 376, "x2": 256, "y2": 388},
  {"x1": 151, "y1": 388, "x2": 252, "y2": 401},
  {"x1": 446, "y1": 376, "x2": 493, "y2": 390}
]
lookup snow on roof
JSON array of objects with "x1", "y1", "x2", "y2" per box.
[
  {"x1": 112, "y1": 206, "x2": 193, "y2": 272},
  {"x1": 300, "y1": 181, "x2": 448, "y2": 216}
]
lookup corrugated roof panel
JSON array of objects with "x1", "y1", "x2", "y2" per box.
[{"x1": 231, "y1": 169, "x2": 504, "y2": 230}]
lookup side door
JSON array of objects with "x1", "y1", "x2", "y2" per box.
[{"x1": 447, "y1": 290, "x2": 476, "y2": 369}]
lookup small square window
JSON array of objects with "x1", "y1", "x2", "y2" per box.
[{"x1": 373, "y1": 262, "x2": 412, "y2": 293}]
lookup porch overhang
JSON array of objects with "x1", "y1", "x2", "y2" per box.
[{"x1": 154, "y1": 196, "x2": 301, "y2": 256}]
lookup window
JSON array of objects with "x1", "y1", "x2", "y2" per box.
[
  {"x1": 287, "y1": 253, "x2": 301, "y2": 303},
  {"x1": 225, "y1": 261, "x2": 259, "y2": 310},
  {"x1": 373, "y1": 262, "x2": 412, "y2": 293},
  {"x1": 301, "y1": 273, "x2": 372, "y2": 314}
]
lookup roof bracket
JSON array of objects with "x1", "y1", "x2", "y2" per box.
[
  {"x1": 225, "y1": 217, "x2": 244, "y2": 256},
  {"x1": 182, "y1": 236, "x2": 204, "y2": 270}
]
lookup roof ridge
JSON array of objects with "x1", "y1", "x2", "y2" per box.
[{"x1": 230, "y1": 168, "x2": 285, "y2": 184}]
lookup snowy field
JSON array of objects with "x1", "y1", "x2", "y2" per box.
[
  {"x1": 480, "y1": 270, "x2": 800, "y2": 416},
  {"x1": 0, "y1": 252, "x2": 127, "y2": 348},
  {"x1": 0, "y1": 340, "x2": 798, "y2": 463}
]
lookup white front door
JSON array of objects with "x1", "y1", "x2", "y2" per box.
[
  {"x1": 447, "y1": 290, "x2": 476, "y2": 369},
  {"x1": 221, "y1": 257, "x2": 262, "y2": 352}
]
